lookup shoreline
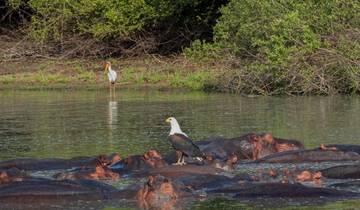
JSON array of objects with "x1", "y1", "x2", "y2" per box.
[{"x1": 0, "y1": 58, "x2": 216, "y2": 92}]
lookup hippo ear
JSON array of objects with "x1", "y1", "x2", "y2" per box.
[
  {"x1": 0, "y1": 172, "x2": 8, "y2": 179},
  {"x1": 143, "y1": 153, "x2": 149, "y2": 160}
]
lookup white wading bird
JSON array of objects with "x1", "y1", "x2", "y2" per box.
[{"x1": 104, "y1": 61, "x2": 117, "y2": 93}]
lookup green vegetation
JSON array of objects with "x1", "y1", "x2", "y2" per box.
[
  {"x1": 0, "y1": 58, "x2": 215, "y2": 91},
  {"x1": 1, "y1": 0, "x2": 359, "y2": 94},
  {"x1": 193, "y1": 198, "x2": 360, "y2": 210},
  {"x1": 3, "y1": 0, "x2": 225, "y2": 54},
  {"x1": 187, "y1": 0, "x2": 360, "y2": 95}
]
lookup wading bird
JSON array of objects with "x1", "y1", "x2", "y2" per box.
[
  {"x1": 165, "y1": 117, "x2": 203, "y2": 165},
  {"x1": 104, "y1": 61, "x2": 117, "y2": 94}
]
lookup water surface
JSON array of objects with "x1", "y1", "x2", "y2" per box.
[{"x1": 0, "y1": 90, "x2": 359, "y2": 160}]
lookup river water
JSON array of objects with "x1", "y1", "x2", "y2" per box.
[
  {"x1": 1, "y1": 90, "x2": 359, "y2": 160},
  {"x1": 0, "y1": 90, "x2": 359, "y2": 209}
]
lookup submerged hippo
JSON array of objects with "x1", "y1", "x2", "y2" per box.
[
  {"x1": 54, "y1": 164, "x2": 119, "y2": 181},
  {"x1": 148, "y1": 164, "x2": 232, "y2": 178},
  {"x1": 136, "y1": 175, "x2": 193, "y2": 209},
  {"x1": 196, "y1": 133, "x2": 303, "y2": 160},
  {"x1": 330, "y1": 180, "x2": 360, "y2": 192},
  {"x1": 0, "y1": 178, "x2": 119, "y2": 202},
  {"x1": 111, "y1": 150, "x2": 167, "y2": 173},
  {"x1": 0, "y1": 168, "x2": 30, "y2": 184},
  {"x1": 255, "y1": 149, "x2": 360, "y2": 163},
  {"x1": 174, "y1": 173, "x2": 252, "y2": 192},
  {"x1": 204, "y1": 153, "x2": 238, "y2": 171},
  {"x1": 0, "y1": 153, "x2": 121, "y2": 171},
  {"x1": 321, "y1": 164, "x2": 360, "y2": 179},
  {"x1": 316, "y1": 144, "x2": 360, "y2": 155},
  {"x1": 217, "y1": 182, "x2": 359, "y2": 198}
]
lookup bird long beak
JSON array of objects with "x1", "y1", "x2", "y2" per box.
[
  {"x1": 104, "y1": 63, "x2": 109, "y2": 71},
  {"x1": 165, "y1": 118, "x2": 171, "y2": 123}
]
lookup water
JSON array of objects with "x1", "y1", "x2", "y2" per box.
[
  {"x1": 0, "y1": 90, "x2": 360, "y2": 209},
  {"x1": 0, "y1": 90, "x2": 359, "y2": 160}
]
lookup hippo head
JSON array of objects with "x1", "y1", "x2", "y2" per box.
[
  {"x1": 137, "y1": 175, "x2": 178, "y2": 208},
  {"x1": 226, "y1": 153, "x2": 238, "y2": 166},
  {"x1": 143, "y1": 150, "x2": 167, "y2": 168},
  {"x1": 296, "y1": 171, "x2": 322, "y2": 182},
  {"x1": 0, "y1": 168, "x2": 24, "y2": 184},
  {"x1": 205, "y1": 154, "x2": 214, "y2": 162},
  {"x1": 268, "y1": 168, "x2": 277, "y2": 177},
  {"x1": 108, "y1": 153, "x2": 121, "y2": 165},
  {"x1": 228, "y1": 153, "x2": 238, "y2": 163},
  {"x1": 94, "y1": 164, "x2": 119, "y2": 181},
  {"x1": 260, "y1": 133, "x2": 274, "y2": 144},
  {"x1": 0, "y1": 171, "x2": 10, "y2": 184},
  {"x1": 144, "y1": 150, "x2": 163, "y2": 159},
  {"x1": 96, "y1": 155, "x2": 112, "y2": 166}
]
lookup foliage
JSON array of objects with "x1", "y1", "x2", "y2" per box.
[
  {"x1": 4, "y1": 0, "x2": 227, "y2": 54},
  {"x1": 2, "y1": 0, "x2": 360, "y2": 95},
  {"x1": 188, "y1": 0, "x2": 360, "y2": 95}
]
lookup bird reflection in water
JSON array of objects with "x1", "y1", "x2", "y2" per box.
[{"x1": 107, "y1": 101, "x2": 118, "y2": 131}]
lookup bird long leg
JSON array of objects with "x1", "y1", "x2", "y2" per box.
[
  {"x1": 109, "y1": 83, "x2": 112, "y2": 96},
  {"x1": 172, "y1": 157, "x2": 181, "y2": 165},
  {"x1": 172, "y1": 151, "x2": 182, "y2": 165},
  {"x1": 180, "y1": 155, "x2": 186, "y2": 165},
  {"x1": 113, "y1": 82, "x2": 116, "y2": 95}
]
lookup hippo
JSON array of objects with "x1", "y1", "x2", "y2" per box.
[
  {"x1": 0, "y1": 178, "x2": 119, "y2": 203},
  {"x1": 320, "y1": 164, "x2": 360, "y2": 179},
  {"x1": 196, "y1": 133, "x2": 303, "y2": 160},
  {"x1": 203, "y1": 181, "x2": 357, "y2": 198},
  {"x1": 204, "y1": 153, "x2": 238, "y2": 171},
  {"x1": 296, "y1": 170, "x2": 322, "y2": 183},
  {"x1": 316, "y1": 144, "x2": 360, "y2": 155},
  {"x1": 272, "y1": 136, "x2": 304, "y2": 152},
  {"x1": 0, "y1": 168, "x2": 30, "y2": 184},
  {"x1": 254, "y1": 149, "x2": 360, "y2": 163},
  {"x1": 54, "y1": 164, "x2": 120, "y2": 181},
  {"x1": 330, "y1": 180, "x2": 360, "y2": 192},
  {"x1": 226, "y1": 182, "x2": 358, "y2": 198},
  {"x1": 196, "y1": 137, "x2": 245, "y2": 160},
  {"x1": 111, "y1": 149, "x2": 167, "y2": 174},
  {"x1": 136, "y1": 175, "x2": 193, "y2": 209},
  {"x1": 174, "y1": 173, "x2": 252, "y2": 192},
  {"x1": 148, "y1": 164, "x2": 232, "y2": 178},
  {"x1": 0, "y1": 153, "x2": 121, "y2": 171}
]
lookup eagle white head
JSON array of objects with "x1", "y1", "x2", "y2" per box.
[{"x1": 165, "y1": 117, "x2": 188, "y2": 137}]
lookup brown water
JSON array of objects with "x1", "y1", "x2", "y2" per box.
[{"x1": 0, "y1": 90, "x2": 359, "y2": 209}]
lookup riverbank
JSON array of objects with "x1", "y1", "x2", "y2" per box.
[{"x1": 0, "y1": 57, "x2": 217, "y2": 91}]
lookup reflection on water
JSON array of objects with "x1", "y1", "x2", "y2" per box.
[
  {"x1": 0, "y1": 90, "x2": 360, "y2": 160},
  {"x1": 107, "y1": 101, "x2": 118, "y2": 130}
]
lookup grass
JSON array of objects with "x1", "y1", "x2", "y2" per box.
[
  {"x1": 192, "y1": 198, "x2": 360, "y2": 210},
  {"x1": 0, "y1": 57, "x2": 217, "y2": 91}
]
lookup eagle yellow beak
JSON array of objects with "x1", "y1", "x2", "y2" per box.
[{"x1": 165, "y1": 118, "x2": 171, "y2": 123}]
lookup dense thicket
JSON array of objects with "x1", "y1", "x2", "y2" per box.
[
  {"x1": 2, "y1": 0, "x2": 227, "y2": 56},
  {"x1": 1, "y1": 0, "x2": 359, "y2": 95},
  {"x1": 186, "y1": 0, "x2": 360, "y2": 94}
]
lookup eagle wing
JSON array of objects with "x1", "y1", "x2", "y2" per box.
[{"x1": 169, "y1": 133, "x2": 203, "y2": 157}]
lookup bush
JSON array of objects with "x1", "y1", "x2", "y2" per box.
[
  {"x1": 188, "y1": 0, "x2": 360, "y2": 95},
  {"x1": 5, "y1": 0, "x2": 228, "y2": 55}
]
